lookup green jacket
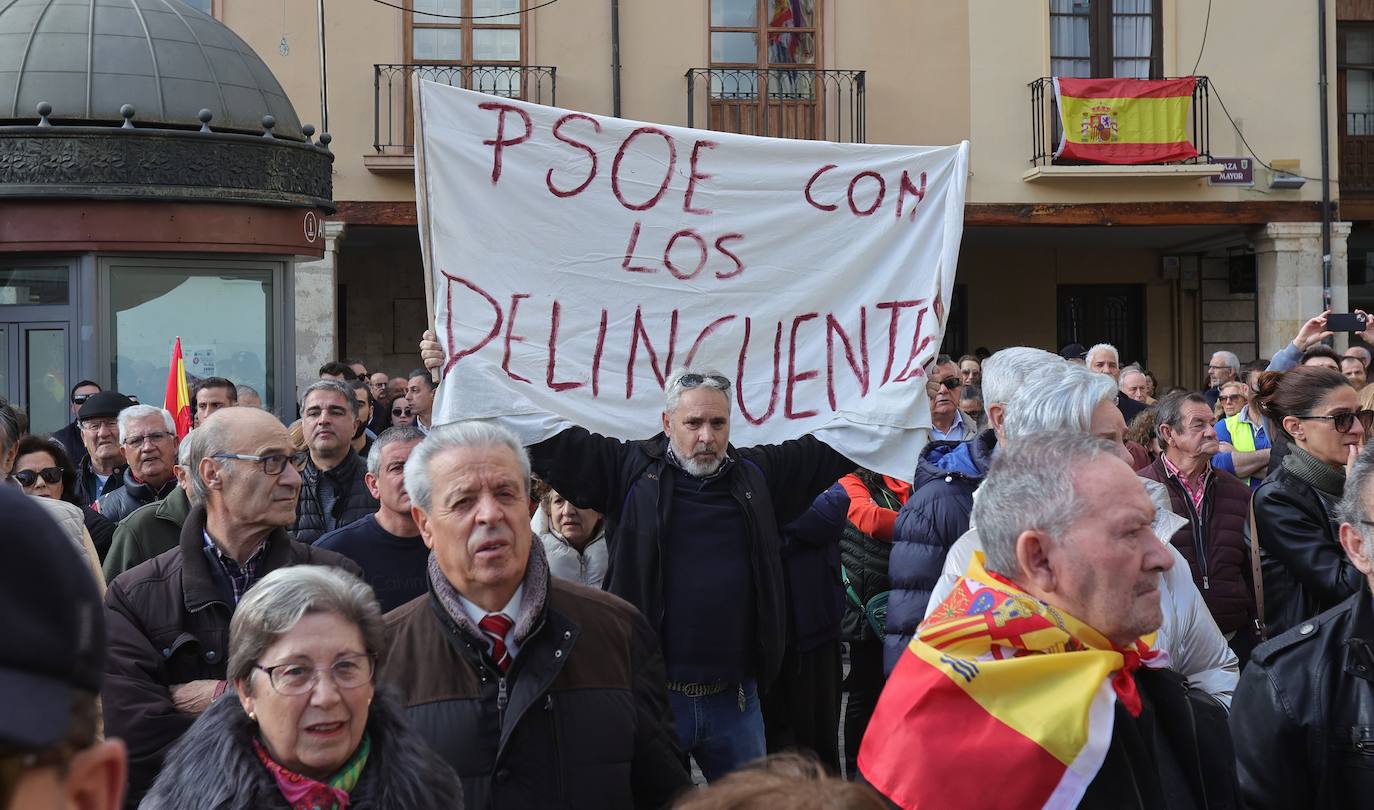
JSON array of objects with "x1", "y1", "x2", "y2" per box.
[{"x1": 102, "y1": 486, "x2": 190, "y2": 583}]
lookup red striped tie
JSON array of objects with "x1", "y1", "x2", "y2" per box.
[{"x1": 479, "y1": 613, "x2": 514, "y2": 673}]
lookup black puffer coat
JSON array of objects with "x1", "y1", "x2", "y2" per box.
[
  {"x1": 1253, "y1": 464, "x2": 1362, "y2": 636},
  {"x1": 97, "y1": 475, "x2": 177, "y2": 525},
  {"x1": 1231, "y1": 587, "x2": 1374, "y2": 809},
  {"x1": 140, "y1": 688, "x2": 464, "y2": 809},
  {"x1": 291, "y1": 450, "x2": 378, "y2": 544}
]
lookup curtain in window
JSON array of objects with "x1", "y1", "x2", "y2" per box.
[
  {"x1": 1112, "y1": 0, "x2": 1152, "y2": 78},
  {"x1": 1050, "y1": 0, "x2": 1090, "y2": 78}
]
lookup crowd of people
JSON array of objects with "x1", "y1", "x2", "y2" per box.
[{"x1": 6, "y1": 311, "x2": 1374, "y2": 808}]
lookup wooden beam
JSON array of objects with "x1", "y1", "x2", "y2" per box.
[
  {"x1": 332, "y1": 199, "x2": 1327, "y2": 229},
  {"x1": 1338, "y1": 0, "x2": 1374, "y2": 20},
  {"x1": 965, "y1": 201, "x2": 1325, "y2": 227}
]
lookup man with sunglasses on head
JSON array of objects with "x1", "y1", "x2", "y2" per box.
[
  {"x1": 48, "y1": 379, "x2": 101, "y2": 467},
  {"x1": 74, "y1": 391, "x2": 135, "y2": 507},
  {"x1": 94, "y1": 405, "x2": 179, "y2": 524},
  {"x1": 927, "y1": 355, "x2": 977, "y2": 442},
  {"x1": 102, "y1": 406, "x2": 361, "y2": 808}
]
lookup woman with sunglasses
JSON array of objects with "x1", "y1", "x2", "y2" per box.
[
  {"x1": 141, "y1": 565, "x2": 462, "y2": 809},
  {"x1": 389, "y1": 402, "x2": 415, "y2": 429},
  {"x1": 1253, "y1": 367, "x2": 1373, "y2": 636},
  {"x1": 11, "y1": 435, "x2": 116, "y2": 561}
]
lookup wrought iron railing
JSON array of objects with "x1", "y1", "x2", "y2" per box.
[
  {"x1": 1342, "y1": 112, "x2": 1374, "y2": 193},
  {"x1": 686, "y1": 68, "x2": 865, "y2": 143},
  {"x1": 373, "y1": 64, "x2": 556, "y2": 152},
  {"x1": 1028, "y1": 76, "x2": 1211, "y2": 166}
]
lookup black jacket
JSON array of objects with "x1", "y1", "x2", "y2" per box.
[
  {"x1": 528, "y1": 427, "x2": 853, "y2": 689},
  {"x1": 140, "y1": 688, "x2": 464, "y2": 809},
  {"x1": 50, "y1": 419, "x2": 88, "y2": 468},
  {"x1": 291, "y1": 450, "x2": 378, "y2": 544},
  {"x1": 97, "y1": 474, "x2": 177, "y2": 524},
  {"x1": 103, "y1": 507, "x2": 362, "y2": 808},
  {"x1": 1231, "y1": 587, "x2": 1374, "y2": 809},
  {"x1": 1252, "y1": 464, "x2": 1362, "y2": 636},
  {"x1": 381, "y1": 561, "x2": 690, "y2": 810},
  {"x1": 76, "y1": 457, "x2": 125, "y2": 508}
]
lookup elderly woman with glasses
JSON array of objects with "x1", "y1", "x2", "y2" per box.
[
  {"x1": 1216, "y1": 381, "x2": 1248, "y2": 419},
  {"x1": 1253, "y1": 367, "x2": 1374, "y2": 636},
  {"x1": 141, "y1": 565, "x2": 463, "y2": 809}
]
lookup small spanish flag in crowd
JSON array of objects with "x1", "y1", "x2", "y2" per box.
[
  {"x1": 164, "y1": 336, "x2": 192, "y2": 439},
  {"x1": 1054, "y1": 77, "x2": 1198, "y2": 165}
]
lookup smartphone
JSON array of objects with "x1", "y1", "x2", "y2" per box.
[{"x1": 1327, "y1": 313, "x2": 1368, "y2": 332}]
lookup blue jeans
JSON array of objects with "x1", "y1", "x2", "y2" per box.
[{"x1": 668, "y1": 678, "x2": 766, "y2": 783}]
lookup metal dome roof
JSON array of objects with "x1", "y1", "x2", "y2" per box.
[{"x1": 0, "y1": 0, "x2": 305, "y2": 139}]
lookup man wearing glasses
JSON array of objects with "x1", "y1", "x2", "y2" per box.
[
  {"x1": 102, "y1": 406, "x2": 361, "y2": 807},
  {"x1": 1203, "y1": 350, "x2": 1240, "y2": 410},
  {"x1": 94, "y1": 405, "x2": 179, "y2": 524},
  {"x1": 49, "y1": 379, "x2": 101, "y2": 467},
  {"x1": 926, "y1": 354, "x2": 976, "y2": 442},
  {"x1": 74, "y1": 391, "x2": 135, "y2": 507}
]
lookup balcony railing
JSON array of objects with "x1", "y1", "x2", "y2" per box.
[
  {"x1": 686, "y1": 68, "x2": 865, "y2": 143},
  {"x1": 1028, "y1": 76, "x2": 1211, "y2": 167},
  {"x1": 373, "y1": 64, "x2": 556, "y2": 153},
  {"x1": 1343, "y1": 112, "x2": 1374, "y2": 193}
]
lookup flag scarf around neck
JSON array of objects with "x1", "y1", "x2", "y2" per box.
[
  {"x1": 857, "y1": 552, "x2": 1165, "y2": 810},
  {"x1": 414, "y1": 81, "x2": 969, "y2": 481},
  {"x1": 1054, "y1": 77, "x2": 1197, "y2": 164},
  {"x1": 163, "y1": 336, "x2": 192, "y2": 439}
]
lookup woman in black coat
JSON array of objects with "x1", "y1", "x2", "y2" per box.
[
  {"x1": 12, "y1": 434, "x2": 116, "y2": 560},
  {"x1": 1252, "y1": 366, "x2": 1370, "y2": 636}
]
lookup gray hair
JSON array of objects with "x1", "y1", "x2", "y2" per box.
[
  {"x1": 974, "y1": 432, "x2": 1122, "y2": 578},
  {"x1": 1154, "y1": 391, "x2": 1210, "y2": 444},
  {"x1": 236, "y1": 384, "x2": 260, "y2": 400},
  {"x1": 664, "y1": 367, "x2": 732, "y2": 414},
  {"x1": 177, "y1": 432, "x2": 202, "y2": 506},
  {"x1": 1339, "y1": 442, "x2": 1374, "y2": 565},
  {"x1": 404, "y1": 420, "x2": 531, "y2": 513},
  {"x1": 186, "y1": 416, "x2": 238, "y2": 505},
  {"x1": 227, "y1": 565, "x2": 384, "y2": 695},
  {"x1": 366, "y1": 426, "x2": 425, "y2": 476},
  {"x1": 117, "y1": 404, "x2": 175, "y2": 443},
  {"x1": 1002, "y1": 363, "x2": 1118, "y2": 440},
  {"x1": 301, "y1": 379, "x2": 358, "y2": 418},
  {"x1": 1086, "y1": 343, "x2": 1120, "y2": 366},
  {"x1": 979, "y1": 347, "x2": 1062, "y2": 407},
  {"x1": 1211, "y1": 350, "x2": 1240, "y2": 372}
]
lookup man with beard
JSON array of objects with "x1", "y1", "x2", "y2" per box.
[
  {"x1": 347, "y1": 378, "x2": 378, "y2": 459},
  {"x1": 289, "y1": 380, "x2": 378, "y2": 544},
  {"x1": 927, "y1": 355, "x2": 976, "y2": 442}
]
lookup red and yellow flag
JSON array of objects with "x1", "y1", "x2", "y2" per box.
[
  {"x1": 164, "y1": 336, "x2": 192, "y2": 439},
  {"x1": 1054, "y1": 77, "x2": 1197, "y2": 165},
  {"x1": 857, "y1": 552, "x2": 1164, "y2": 809}
]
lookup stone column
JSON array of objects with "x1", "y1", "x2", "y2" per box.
[
  {"x1": 1254, "y1": 221, "x2": 1351, "y2": 358},
  {"x1": 293, "y1": 220, "x2": 345, "y2": 404}
]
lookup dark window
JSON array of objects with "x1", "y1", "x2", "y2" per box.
[
  {"x1": 1050, "y1": 0, "x2": 1162, "y2": 79},
  {"x1": 1339, "y1": 25, "x2": 1374, "y2": 191},
  {"x1": 407, "y1": 0, "x2": 523, "y2": 65},
  {"x1": 940, "y1": 284, "x2": 968, "y2": 359},
  {"x1": 1057, "y1": 284, "x2": 1146, "y2": 367}
]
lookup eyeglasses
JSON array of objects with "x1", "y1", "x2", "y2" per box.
[
  {"x1": 926, "y1": 377, "x2": 962, "y2": 395},
  {"x1": 71, "y1": 393, "x2": 94, "y2": 405},
  {"x1": 121, "y1": 431, "x2": 173, "y2": 448},
  {"x1": 1218, "y1": 394, "x2": 1246, "y2": 402},
  {"x1": 1295, "y1": 409, "x2": 1374, "y2": 434},
  {"x1": 1207, "y1": 365, "x2": 1235, "y2": 372},
  {"x1": 256, "y1": 653, "x2": 376, "y2": 696},
  {"x1": 677, "y1": 373, "x2": 731, "y2": 391},
  {"x1": 79, "y1": 418, "x2": 118, "y2": 433},
  {"x1": 13, "y1": 467, "x2": 62, "y2": 488},
  {"x1": 212, "y1": 451, "x2": 308, "y2": 475},
  {"x1": 392, "y1": 407, "x2": 411, "y2": 417}
]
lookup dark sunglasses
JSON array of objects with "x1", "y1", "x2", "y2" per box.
[
  {"x1": 13, "y1": 467, "x2": 62, "y2": 488},
  {"x1": 1296, "y1": 409, "x2": 1374, "y2": 434},
  {"x1": 927, "y1": 377, "x2": 961, "y2": 393},
  {"x1": 678, "y1": 373, "x2": 731, "y2": 391},
  {"x1": 392, "y1": 407, "x2": 411, "y2": 417},
  {"x1": 71, "y1": 393, "x2": 93, "y2": 405}
]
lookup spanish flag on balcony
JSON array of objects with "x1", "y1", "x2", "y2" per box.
[
  {"x1": 856, "y1": 552, "x2": 1166, "y2": 809},
  {"x1": 1054, "y1": 77, "x2": 1197, "y2": 164},
  {"x1": 163, "y1": 336, "x2": 192, "y2": 439}
]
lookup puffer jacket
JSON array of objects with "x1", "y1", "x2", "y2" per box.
[
  {"x1": 1253, "y1": 463, "x2": 1362, "y2": 636},
  {"x1": 97, "y1": 474, "x2": 177, "y2": 524},
  {"x1": 1137, "y1": 459, "x2": 1258, "y2": 642},
  {"x1": 884, "y1": 429, "x2": 997, "y2": 672},
  {"x1": 291, "y1": 450, "x2": 379, "y2": 544},
  {"x1": 381, "y1": 546, "x2": 690, "y2": 810},
  {"x1": 140, "y1": 688, "x2": 464, "y2": 809},
  {"x1": 528, "y1": 427, "x2": 853, "y2": 689},
  {"x1": 532, "y1": 505, "x2": 609, "y2": 589},
  {"x1": 1232, "y1": 587, "x2": 1374, "y2": 809},
  {"x1": 103, "y1": 507, "x2": 362, "y2": 808}
]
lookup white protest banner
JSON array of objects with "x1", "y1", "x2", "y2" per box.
[{"x1": 417, "y1": 81, "x2": 969, "y2": 479}]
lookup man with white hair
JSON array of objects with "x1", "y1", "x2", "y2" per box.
[
  {"x1": 1205, "y1": 350, "x2": 1240, "y2": 409},
  {"x1": 96, "y1": 404, "x2": 179, "y2": 523},
  {"x1": 861, "y1": 433, "x2": 1236, "y2": 808},
  {"x1": 1086, "y1": 342, "x2": 1147, "y2": 422},
  {"x1": 1232, "y1": 441, "x2": 1374, "y2": 808},
  {"x1": 883, "y1": 346, "x2": 1062, "y2": 672},
  {"x1": 381, "y1": 421, "x2": 690, "y2": 807},
  {"x1": 1120, "y1": 366, "x2": 1151, "y2": 404},
  {"x1": 924, "y1": 363, "x2": 1241, "y2": 707}
]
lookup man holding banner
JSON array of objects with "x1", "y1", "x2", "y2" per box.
[{"x1": 412, "y1": 78, "x2": 968, "y2": 781}]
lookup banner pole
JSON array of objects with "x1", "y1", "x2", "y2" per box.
[{"x1": 412, "y1": 73, "x2": 441, "y2": 384}]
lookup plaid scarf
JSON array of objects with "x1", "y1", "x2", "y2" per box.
[{"x1": 253, "y1": 733, "x2": 370, "y2": 810}]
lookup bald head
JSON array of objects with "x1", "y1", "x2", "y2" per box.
[{"x1": 191, "y1": 407, "x2": 301, "y2": 544}]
